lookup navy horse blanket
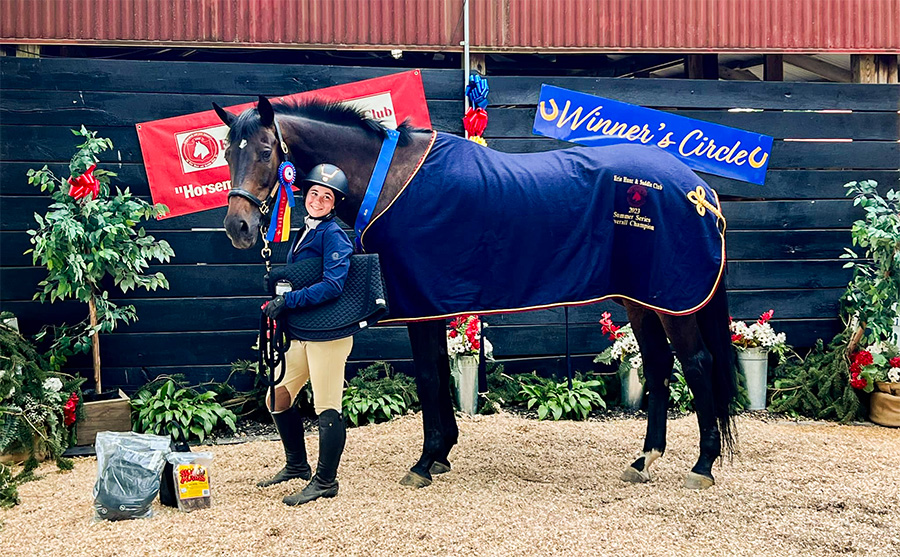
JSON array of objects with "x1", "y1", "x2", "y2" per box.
[{"x1": 360, "y1": 132, "x2": 725, "y2": 322}]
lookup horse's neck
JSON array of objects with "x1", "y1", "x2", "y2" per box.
[{"x1": 283, "y1": 116, "x2": 432, "y2": 226}]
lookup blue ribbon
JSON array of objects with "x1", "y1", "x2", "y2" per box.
[
  {"x1": 354, "y1": 128, "x2": 399, "y2": 252},
  {"x1": 466, "y1": 74, "x2": 489, "y2": 109}
]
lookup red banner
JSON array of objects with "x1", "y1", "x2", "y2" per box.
[{"x1": 136, "y1": 70, "x2": 431, "y2": 219}]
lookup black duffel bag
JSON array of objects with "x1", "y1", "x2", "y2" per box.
[{"x1": 268, "y1": 253, "x2": 389, "y2": 341}]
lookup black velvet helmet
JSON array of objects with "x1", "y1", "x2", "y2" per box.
[{"x1": 301, "y1": 163, "x2": 349, "y2": 204}]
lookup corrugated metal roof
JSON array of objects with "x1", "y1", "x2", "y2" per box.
[{"x1": 2, "y1": 0, "x2": 898, "y2": 53}]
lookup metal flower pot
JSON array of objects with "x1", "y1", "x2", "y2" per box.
[{"x1": 738, "y1": 347, "x2": 769, "y2": 410}]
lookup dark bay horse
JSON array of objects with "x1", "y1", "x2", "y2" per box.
[{"x1": 213, "y1": 96, "x2": 737, "y2": 490}]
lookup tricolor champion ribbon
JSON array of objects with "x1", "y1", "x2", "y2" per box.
[{"x1": 266, "y1": 161, "x2": 297, "y2": 243}]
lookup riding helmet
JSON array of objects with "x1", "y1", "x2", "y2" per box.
[{"x1": 301, "y1": 163, "x2": 349, "y2": 204}]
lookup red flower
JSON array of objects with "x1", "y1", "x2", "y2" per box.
[
  {"x1": 850, "y1": 376, "x2": 868, "y2": 390},
  {"x1": 472, "y1": 339, "x2": 480, "y2": 350},
  {"x1": 449, "y1": 330, "x2": 457, "y2": 338},
  {"x1": 67, "y1": 164, "x2": 100, "y2": 201},
  {"x1": 63, "y1": 392, "x2": 78, "y2": 426},
  {"x1": 757, "y1": 309, "x2": 774, "y2": 325},
  {"x1": 849, "y1": 362, "x2": 862, "y2": 374},
  {"x1": 889, "y1": 357, "x2": 900, "y2": 368},
  {"x1": 462, "y1": 108, "x2": 488, "y2": 136},
  {"x1": 854, "y1": 350, "x2": 874, "y2": 367},
  {"x1": 731, "y1": 333, "x2": 743, "y2": 343}
]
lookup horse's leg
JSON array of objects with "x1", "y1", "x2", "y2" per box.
[
  {"x1": 400, "y1": 320, "x2": 455, "y2": 488},
  {"x1": 621, "y1": 301, "x2": 674, "y2": 484},
  {"x1": 430, "y1": 347, "x2": 458, "y2": 475},
  {"x1": 659, "y1": 314, "x2": 720, "y2": 489}
]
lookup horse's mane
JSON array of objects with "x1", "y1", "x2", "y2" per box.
[{"x1": 228, "y1": 99, "x2": 427, "y2": 147}]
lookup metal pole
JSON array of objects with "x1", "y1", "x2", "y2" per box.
[
  {"x1": 463, "y1": 0, "x2": 470, "y2": 138},
  {"x1": 565, "y1": 306, "x2": 573, "y2": 389}
]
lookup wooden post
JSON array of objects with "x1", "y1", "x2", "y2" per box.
[
  {"x1": 686, "y1": 54, "x2": 718, "y2": 79},
  {"x1": 764, "y1": 55, "x2": 784, "y2": 81},
  {"x1": 853, "y1": 54, "x2": 899, "y2": 84},
  {"x1": 88, "y1": 295, "x2": 102, "y2": 393},
  {"x1": 469, "y1": 53, "x2": 486, "y2": 76}
]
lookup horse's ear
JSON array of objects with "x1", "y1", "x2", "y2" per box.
[
  {"x1": 257, "y1": 95, "x2": 275, "y2": 127},
  {"x1": 212, "y1": 102, "x2": 235, "y2": 127}
]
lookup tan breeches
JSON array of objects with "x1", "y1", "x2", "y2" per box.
[{"x1": 274, "y1": 337, "x2": 353, "y2": 415}]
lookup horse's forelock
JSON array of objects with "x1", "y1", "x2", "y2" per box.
[{"x1": 227, "y1": 108, "x2": 264, "y2": 146}]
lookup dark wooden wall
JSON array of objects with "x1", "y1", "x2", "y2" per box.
[{"x1": 1, "y1": 58, "x2": 898, "y2": 392}]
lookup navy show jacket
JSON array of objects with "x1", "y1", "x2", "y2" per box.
[{"x1": 284, "y1": 218, "x2": 353, "y2": 309}]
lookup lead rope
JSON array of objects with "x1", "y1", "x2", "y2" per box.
[{"x1": 257, "y1": 115, "x2": 293, "y2": 412}]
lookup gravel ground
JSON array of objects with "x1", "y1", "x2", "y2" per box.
[{"x1": 2, "y1": 413, "x2": 898, "y2": 557}]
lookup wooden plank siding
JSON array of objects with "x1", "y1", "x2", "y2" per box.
[{"x1": 1, "y1": 57, "x2": 898, "y2": 392}]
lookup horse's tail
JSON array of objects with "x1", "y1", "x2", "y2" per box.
[{"x1": 697, "y1": 277, "x2": 738, "y2": 458}]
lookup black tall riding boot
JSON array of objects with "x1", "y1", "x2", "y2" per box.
[
  {"x1": 283, "y1": 409, "x2": 345, "y2": 505},
  {"x1": 257, "y1": 405, "x2": 312, "y2": 487}
]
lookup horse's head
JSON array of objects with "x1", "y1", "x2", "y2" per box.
[{"x1": 213, "y1": 96, "x2": 281, "y2": 249}]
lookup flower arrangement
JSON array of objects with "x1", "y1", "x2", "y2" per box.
[
  {"x1": 848, "y1": 342, "x2": 900, "y2": 392},
  {"x1": 594, "y1": 312, "x2": 642, "y2": 376},
  {"x1": 730, "y1": 310, "x2": 789, "y2": 360},
  {"x1": 447, "y1": 315, "x2": 484, "y2": 357},
  {"x1": 1, "y1": 317, "x2": 85, "y2": 462}
]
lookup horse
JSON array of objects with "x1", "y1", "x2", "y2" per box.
[{"x1": 213, "y1": 95, "x2": 738, "y2": 490}]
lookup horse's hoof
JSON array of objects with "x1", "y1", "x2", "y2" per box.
[
  {"x1": 620, "y1": 466, "x2": 651, "y2": 484},
  {"x1": 684, "y1": 471, "x2": 715, "y2": 490},
  {"x1": 399, "y1": 471, "x2": 432, "y2": 488},
  {"x1": 430, "y1": 461, "x2": 451, "y2": 475}
]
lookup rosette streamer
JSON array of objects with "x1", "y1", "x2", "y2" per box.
[
  {"x1": 465, "y1": 74, "x2": 490, "y2": 109},
  {"x1": 463, "y1": 107, "x2": 488, "y2": 137},
  {"x1": 266, "y1": 161, "x2": 297, "y2": 243}
]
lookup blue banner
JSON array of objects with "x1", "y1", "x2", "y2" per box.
[{"x1": 532, "y1": 84, "x2": 773, "y2": 185}]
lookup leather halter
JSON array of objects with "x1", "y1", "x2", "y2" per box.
[{"x1": 226, "y1": 116, "x2": 291, "y2": 219}]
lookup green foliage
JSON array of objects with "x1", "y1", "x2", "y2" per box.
[
  {"x1": 1, "y1": 318, "x2": 85, "y2": 461},
  {"x1": 131, "y1": 379, "x2": 236, "y2": 443},
  {"x1": 342, "y1": 363, "x2": 419, "y2": 427},
  {"x1": 769, "y1": 335, "x2": 862, "y2": 423},
  {"x1": 1, "y1": 462, "x2": 19, "y2": 508},
  {"x1": 839, "y1": 180, "x2": 900, "y2": 345},
  {"x1": 25, "y1": 127, "x2": 173, "y2": 383},
  {"x1": 668, "y1": 369, "x2": 694, "y2": 414},
  {"x1": 478, "y1": 362, "x2": 523, "y2": 415},
  {"x1": 519, "y1": 372, "x2": 607, "y2": 421}
]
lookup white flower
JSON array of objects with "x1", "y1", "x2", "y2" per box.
[
  {"x1": 889, "y1": 368, "x2": 900, "y2": 383},
  {"x1": 43, "y1": 377, "x2": 63, "y2": 392}
]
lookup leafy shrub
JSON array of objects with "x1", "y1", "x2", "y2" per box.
[
  {"x1": 668, "y1": 370, "x2": 694, "y2": 414},
  {"x1": 342, "y1": 362, "x2": 419, "y2": 427},
  {"x1": 478, "y1": 362, "x2": 523, "y2": 415},
  {"x1": 519, "y1": 372, "x2": 606, "y2": 421},
  {"x1": 131, "y1": 379, "x2": 236, "y2": 442},
  {"x1": 25, "y1": 127, "x2": 173, "y2": 393}
]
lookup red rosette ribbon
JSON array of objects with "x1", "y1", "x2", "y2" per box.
[
  {"x1": 463, "y1": 108, "x2": 488, "y2": 137},
  {"x1": 67, "y1": 164, "x2": 100, "y2": 201}
]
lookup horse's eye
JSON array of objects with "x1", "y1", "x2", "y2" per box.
[{"x1": 260, "y1": 150, "x2": 272, "y2": 162}]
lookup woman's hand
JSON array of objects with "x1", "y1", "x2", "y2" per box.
[{"x1": 262, "y1": 295, "x2": 287, "y2": 319}]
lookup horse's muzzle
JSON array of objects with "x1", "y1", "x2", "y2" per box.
[{"x1": 224, "y1": 213, "x2": 258, "y2": 249}]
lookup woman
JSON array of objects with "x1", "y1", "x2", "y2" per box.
[{"x1": 258, "y1": 163, "x2": 354, "y2": 506}]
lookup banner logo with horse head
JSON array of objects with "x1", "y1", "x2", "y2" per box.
[
  {"x1": 136, "y1": 70, "x2": 431, "y2": 219},
  {"x1": 532, "y1": 84, "x2": 773, "y2": 185}
]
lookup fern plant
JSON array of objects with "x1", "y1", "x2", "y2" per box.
[
  {"x1": 342, "y1": 362, "x2": 419, "y2": 427},
  {"x1": 131, "y1": 379, "x2": 236, "y2": 442},
  {"x1": 519, "y1": 373, "x2": 607, "y2": 421}
]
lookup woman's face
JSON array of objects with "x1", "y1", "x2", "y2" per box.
[{"x1": 305, "y1": 185, "x2": 335, "y2": 218}]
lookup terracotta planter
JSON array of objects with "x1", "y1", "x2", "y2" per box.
[
  {"x1": 76, "y1": 389, "x2": 132, "y2": 446},
  {"x1": 870, "y1": 381, "x2": 900, "y2": 427}
]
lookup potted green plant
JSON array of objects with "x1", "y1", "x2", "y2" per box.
[
  {"x1": 446, "y1": 315, "x2": 489, "y2": 415},
  {"x1": 595, "y1": 312, "x2": 644, "y2": 409},
  {"x1": 25, "y1": 127, "x2": 173, "y2": 444}
]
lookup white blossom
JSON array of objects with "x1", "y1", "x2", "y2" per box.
[
  {"x1": 43, "y1": 377, "x2": 63, "y2": 392},
  {"x1": 889, "y1": 368, "x2": 900, "y2": 383}
]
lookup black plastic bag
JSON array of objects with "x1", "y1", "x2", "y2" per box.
[{"x1": 92, "y1": 432, "x2": 170, "y2": 521}]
